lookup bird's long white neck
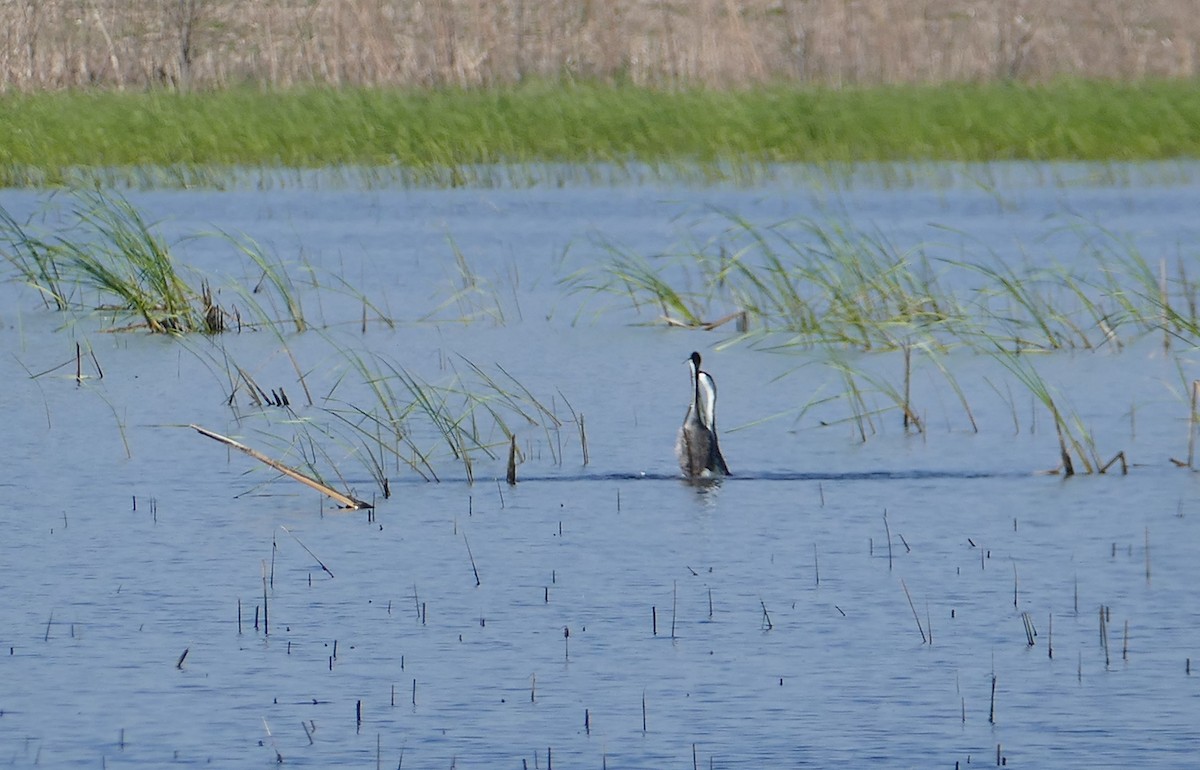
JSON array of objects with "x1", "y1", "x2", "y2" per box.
[{"x1": 697, "y1": 371, "x2": 717, "y2": 430}]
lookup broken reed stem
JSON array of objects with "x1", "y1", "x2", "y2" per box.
[
  {"x1": 1145, "y1": 526, "x2": 1151, "y2": 584},
  {"x1": 1052, "y1": 407, "x2": 1075, "y2": 476},
  {"x1": 760, "y1": 600, "x2": 773, "y2": 631},
  {"x1": 1189, "y1": 381, "x2": 1199, "y2": 468},
  {"x1": 883, "y1": 510, "x2": 893, "y2": 570},
  {"x1": 1100, "y1": 605, "x2": 1110, "y2": 668},
  {"x1": 1161, "y1": 258, "x2": 1170, "y2": 353},
  {"x1": 1098, "y1": 450, "x2": 1127, "y2": 474},
  {"x1": 463, "y1": 532, "x2": 481, "y2": 586},
  {"x1": 579, "y1": 413, "x2": 589, "y2": 465},
  {"x1": 901, "y1": 342, "x2": 921, "y2": 432},
  {"x1": 900, "y1": 578, "x2": 927, "y2": 644},
  {"x1": 281, "y1": 526, "x2": 334, "y2": 578},
  {"x1": 671, "y1": 581, "x2": 677, "y2": 639},
  {"x1": 506, "y1": 434, "x2": 518, "y2": 485},
  {"x1": 189, "y1": 424, "x2": 372, "y2": 509},
  {"x1": 262, "y1": 561, "x2": 269, "y2": 636},
  {"x1": 988, "y1": 674, "x2": 997, "y2": 724}
]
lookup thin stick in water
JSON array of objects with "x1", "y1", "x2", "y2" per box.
[
  {"x1": 671, "y1": 581, "x2": 677, "y2": 639},
  {"x1": 1145, "y1": 526, "x2": 1151, "y2": 585},
  {"x1": 463, "y1": 532, "x2": 481, "y2": 586},
  {"x1": 883, "y1": 510, "x2": 893, "y2": 571},
  {"x1": 901, "y1": 578, "x2": 927, "y2": 644},
  {"x1": 281, "y1": 526, "x2": 334, "y2": 578}
]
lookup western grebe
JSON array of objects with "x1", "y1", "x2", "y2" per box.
[{"x1": 676, "y1": 351, "x2": 730, "y2": 479}]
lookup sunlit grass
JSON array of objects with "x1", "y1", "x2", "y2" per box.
[
  {"x1": 2, "y1": 80, "x2": 1199, "y2": 187},
  {"x1": 573, "y1": 211, "x2": 1200, "y2": 353}
]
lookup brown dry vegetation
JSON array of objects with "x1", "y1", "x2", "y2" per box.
[{"x1": 1, "y1": 1, "x2": 1197, "y2": 92}]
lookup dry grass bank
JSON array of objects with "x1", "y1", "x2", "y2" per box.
[{"x1": 1, "y1": 1, "x2": 1197, "y2": 92}]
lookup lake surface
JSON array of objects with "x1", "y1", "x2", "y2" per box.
[{"x1": 2, "y1": 163, "x2": 1199, "y2": 767}]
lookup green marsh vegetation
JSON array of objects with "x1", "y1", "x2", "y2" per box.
[
  {"x1": 0, "y1": 189, "x2": 569, "y2": 492},
  {"x1": 3, "y1": 80, "x2": 1200, "y2": 188},
  {"x1": 3, "y1": 188, "x2": 1195, "y2": 481},
  {"x1": 571, "y1": 209, "x2": 1200, "y2": 474}
]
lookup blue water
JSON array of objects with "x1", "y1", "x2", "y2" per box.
[{"x1": 2, "y1": 163, "x2": 1200, "y2": 767}]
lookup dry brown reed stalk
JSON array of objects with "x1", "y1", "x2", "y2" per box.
[
  {"x1": 1176, "y1": 380, "x2": 1200, "y2": 468},
  {"x1": 190, "y1": 423, "x2": 373, "y2": 509},
  {"x1": 3, "y1": 1, "x2": 1198, "y2": 91}
]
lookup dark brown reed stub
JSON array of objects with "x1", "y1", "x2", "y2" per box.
[{"x1": 506, "y1": 434, "x2": 518, "y2": 485}]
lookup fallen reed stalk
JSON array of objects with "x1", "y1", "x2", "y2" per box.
[{"x1": 190, "y1": 424, "x2": 372, "y2": 509}]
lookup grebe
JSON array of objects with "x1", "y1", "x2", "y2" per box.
[{"x1": 676, "y1": 351, "x2": 730, "y2": 479}]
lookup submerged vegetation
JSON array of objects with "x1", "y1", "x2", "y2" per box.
[{"x1": 2, "y1": 80, "x2": 1200, "y2": 188}]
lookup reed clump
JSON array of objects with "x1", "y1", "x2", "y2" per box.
[
  {"x1": 0, "y1": 190, "x2": 219, "y2": 333},
  {"x1": 313, "y1": 350, "x2": 568, "y2": 487},
  {"x1": 0, "y1": 190, "x2": 385, "y2": 335},
  {"x1": 574, "y1": 212, "x2": 1200, "y2": 353}
]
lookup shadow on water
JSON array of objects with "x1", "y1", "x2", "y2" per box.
[{"x1": 384, "y1": 468, "x2": 1035, "y2": 485}]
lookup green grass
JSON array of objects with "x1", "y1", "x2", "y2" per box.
[{"x1": 3, "y1": 80, "x2": 1200, "y2": 186}]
